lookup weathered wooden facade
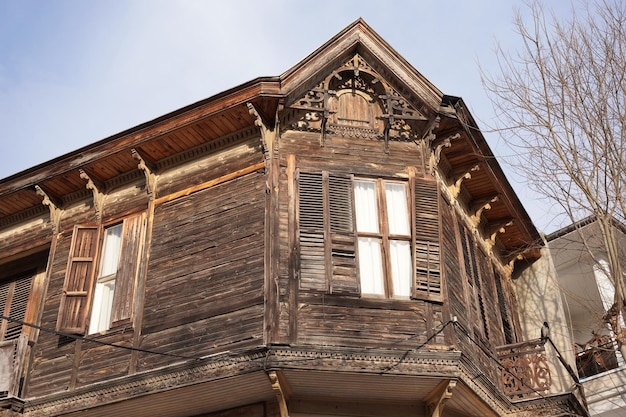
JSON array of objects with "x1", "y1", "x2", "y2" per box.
[{"x1": 0, "y1": 20, "x2": 587, "y2": 417}]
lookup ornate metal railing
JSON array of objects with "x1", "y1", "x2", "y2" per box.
[
  {"x1": 496, "y1": 339, "x2": 551, "y2": 399},
  {"x1": 0, "y1": 333, "x2": 29, "y2": 398}
]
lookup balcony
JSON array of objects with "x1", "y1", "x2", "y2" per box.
[
  {"x1": 576, "y1": 333, "x2": 621, "y2": 379},
  {"x1": 0, "y1": 333, "x2": 30, "y2": 400},
  {"x1": 496, "y1": 339, "x2": 551, "y2": 399}
]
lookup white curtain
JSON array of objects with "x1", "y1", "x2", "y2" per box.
[
  {"x1": 354, "y1": 180, "x2": 379, "y2": 233},
  {"x1": 99, "y1": 223, "x2": 123, "y2": 277},
  {"x1": 384, "y1": 182, "x2": 410, "y2": 235},
  {"x1": 390, "y1": 240, "x2": 411, "y2": 297},
  {"x1": 358, "y1": 237, "x2": 384, "y2": 295},
  {"x1": 90, "y1": 223, "x2": 122, "y2": 334},
  {"x1": 89, "y1": 279, "x2": 115, "y2": 334}
]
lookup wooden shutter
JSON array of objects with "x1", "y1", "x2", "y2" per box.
[
  {"x1": 298, "y1": 171, "x2": 358, "y2": 294},
  {"x1": 0, "y1": 274, "x2": 34, "y2": 341},
  {"x1": 110, "y1": 214, "x2": 144, "y2": 324},
  {"x1": 328, "y1": 174, "x2": 358, "y2": 294},
  {"x1": 413, "y1": 178, "x2": 441, "y2": 300},
  {"x1": 57, "y1": 225, "x2": 99, "y2": 333},
  {"x1": 298, "y1": 172, "x2": 327, "y2": 291}
]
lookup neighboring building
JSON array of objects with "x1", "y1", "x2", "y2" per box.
[
  {"x1": 0, "y1": 19, "x2": 587, "y2": 417},
  {"x1": 547, "y1": 218, "x2": 626, "y2": 416}
]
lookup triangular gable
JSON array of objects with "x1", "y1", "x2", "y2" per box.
[{"x1": 285, "y1": 53, "x2": 431, "y2": 148}]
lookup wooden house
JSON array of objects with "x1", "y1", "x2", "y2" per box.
[{"x1": 0, "y1": 19, "x2": 588, "y2": 417}]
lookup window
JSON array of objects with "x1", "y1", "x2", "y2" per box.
[
  {"x1": 354, "y1": 179, "x2": 411, "y2": 297},
  {"x1": 297, "y1": 170, "x2": 441, "y2": 300},
  {"x1": 57, "y1": 213, "x2": 144, "y2": 334}
]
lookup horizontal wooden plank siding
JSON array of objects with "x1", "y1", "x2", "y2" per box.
[{"x1": 140, "y1": 170, "x2": 265, "y2": 369}]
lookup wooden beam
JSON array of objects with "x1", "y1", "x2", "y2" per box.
[{"x1": 154, "y1": 162, "x2": 265, "y2": 205}]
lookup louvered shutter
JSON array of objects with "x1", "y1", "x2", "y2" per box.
[
  {"x1": 0, "y1": 274, "x2": 34, "y2": 341},
  {"x1": 413, "y1": 178, "x2": 441, "y2": 300},
  {"x1": 298, "y1": 171, "x2": 358, "y2": 294},
  {"x1": 298, "y1": 172, "x2": 327, "y2": 291},
  {"x1": 111, "y1": 214, "x2": 144, "y2": 324},
  {"x1": 57, "y1": 225, "x2": 99, "y2": 333},
  {"x1": 328, "y1": 174, "x2": 359, "y2": 294}
]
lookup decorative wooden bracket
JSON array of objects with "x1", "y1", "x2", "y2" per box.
[
  {"x1": 35, "y1": 185, "x2": 62, "y2": 232},
  {"x1": 248, "y1": 102, "x2": 277, "y2": 160},
  {"x1": 79, "y1": 169, "x2": 105, "y2": 221},
  {"x1": 471, "y1": 194, "x2": 499, "y2": 224},
  {"x1": 421, "y1": 116, "x2": 440, "y2": 144},
  {"x1": 429, "y1": 132, "x2": 461, "y2": 175},
  {"x1": 131, "y1": 148, "x2": 157, "y2": 198},
  {"x1": 425, "y1": 379, "x2": 457, "y2": 417},
  {"x1": 448, "y1": 162, "x2": 480, "y2": 199},
  {"x1": 267, "y1": 371, "x2": 290, "y2": 417},
  {"x1": 487, "y1": 218, "x2": 514, "y2": 246}
]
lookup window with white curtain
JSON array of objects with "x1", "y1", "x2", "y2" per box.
[
  {"x1": 354, "y1": 179, "x2": 411, "y2": 297},
  {"x1": 89, "y1": 223, "x2": 123, "y2": 334}
]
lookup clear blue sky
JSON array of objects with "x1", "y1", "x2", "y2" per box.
[{"x1": 0, "y1": 0, "x2": 574, "y2": 232}]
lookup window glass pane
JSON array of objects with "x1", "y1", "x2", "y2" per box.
[
  {"x1": 385, "y1": 182, "x2": 410, "y2": 235},
  {"x1": 99, "y1": 224, "x2": 123, "y2": 277},
  {"x1": 389, "y1": 240, "x2": 412, "y2": 297},
  {"x1": 358, "y1": 237, "x2": 384, "y2": 295},
  {"x1": 354, "y1": 180, "x2": 379, "y2": 233},
  {"x1": 89, "y1": 279, "x2": 115, "y2": 334}
]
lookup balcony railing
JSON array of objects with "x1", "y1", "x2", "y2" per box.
[
  {"x1": 576, "y1": 334, "x2": 620, "y2": 379},
  {"x1": 0, "y1": 333, "x2": 30, "y2": 398},
  {"x1": 496, "y1": 339, "x2": 551, "y2": 399}
]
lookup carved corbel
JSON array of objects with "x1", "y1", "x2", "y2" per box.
[
  {"x1": 79, "y1": 169, "x2": 105, "y2": 221},
  {"x1": 425, "y1": 379, "x2": 457, "y2": 417},
  {"x1": 131, "y1": 148, "x2": 157, "y2": 198},
  {"x1": 248, "y1": 102, "x2": 277, "y2": 159},
  {"x1": 447, "y1": 162, "x2": 480, "y2": 199},
  {"x1": 421, "y1": 116, "x2": 441, "y2": 145},
  {"x1": 487, "y1": 218, "x2": 514, "y2": 246},
  {"x1": 471, "y1": 194, "x2": 499, "y2": 224},
  {"x1": 429, "y1": 132, "x2": 461, "y2": 174},
  {"x1": 267, "y1": 371, "x2": 290, "y2": 417},
  {"x1": 35, "y1": 185, "x2": 62, "y2": 232}
]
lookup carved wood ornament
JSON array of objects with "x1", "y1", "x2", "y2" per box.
[
  {"x1": 288, "y1": 53, "x2": 429, "y2": 152},
  {"x1": 79, "y1": 169, "x2": 105, "y2": 221},
  {"x1": 35, "y1": 185, "x2": 62, "y2": 232},
  {"x1": 131, "y1": 148, "x2": 157, "y2": 198}
]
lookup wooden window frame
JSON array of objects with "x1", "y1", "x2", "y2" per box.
[
  {"x1": 297, "y1": 169, "x2": 442, "y2": 302},
  {"x1": 57, "y1": 213, "x2": 145, "y2": 334},
  {"x1": 354, "y1": 177, "x2": 412, "y2": 298}
]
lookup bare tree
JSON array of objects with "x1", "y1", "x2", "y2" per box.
[{"x1": 481, "y1": 0, "x2": 626, "y2": 348}]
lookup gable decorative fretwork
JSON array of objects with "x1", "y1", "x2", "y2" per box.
[{"x1": 287, "y1": 54, "x2": 428, "y2": 150}]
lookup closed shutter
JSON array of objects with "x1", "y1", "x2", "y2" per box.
[
  {"x1": 413, "y1": 178, "x2": 441, "y2": 300},
  {"x1": 57, "y1": 225, "x2": 99, "y2": 333},
  {"x1": 0, "y1": 274, "x2": 34, "y2": 341},
  {"x1": 328, "y1": 174, "x2": 358, "y2": 294},
  {"x1": 298, "y1": 171, "x2": 358, "y2": 294},
  {"x1": 298, "y1": 172, "x2": 327, "y2": 291},
  {"x1": 111, "y1": 214, "x2": 144, "y2": 324}
]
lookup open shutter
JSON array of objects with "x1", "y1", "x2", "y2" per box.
[
  {"x1": 298, "y1": 172, "x2": 327, "y2": 291},
  {"x1": 57, "y1": 226, "x2": 99, "y2": 333},
  {"x1": 110, "y1": 214, "x2": 144, "y2": 324},
  {"x1": 413, "y1": 178, "x2": 441, "y2": 300},
  {"x1": 328, "y1": 174, "x2": 359, "y2": 294}
]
